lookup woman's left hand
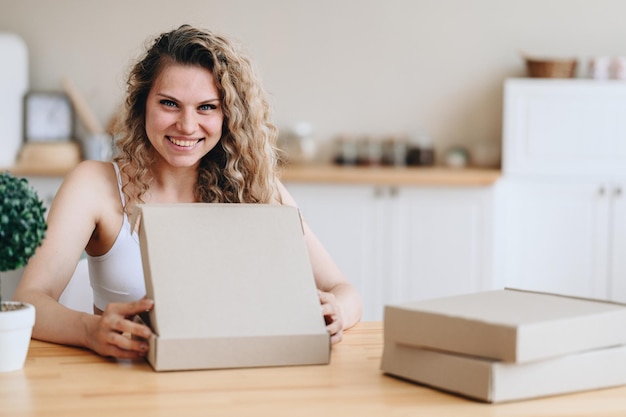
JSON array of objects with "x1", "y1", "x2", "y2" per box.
[{"x1": 318, "y1": 290, "x2": 344, "y2": 344}]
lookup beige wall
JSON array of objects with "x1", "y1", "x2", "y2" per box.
[{"x1": 1, "y1": 0, "x2": 625, "y2": 162}]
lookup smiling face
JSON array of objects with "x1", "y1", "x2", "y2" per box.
[{"x1": 145, "y1": 63, "x2": 224, "y2": 169}]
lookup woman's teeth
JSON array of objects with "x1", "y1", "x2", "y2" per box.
[{"x1": 168, "y1": 137, "x2": 199, "y2": 147}]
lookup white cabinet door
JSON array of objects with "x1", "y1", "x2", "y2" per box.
[
  {"x1": 499, "y1": 179, "x2": 610, "y2": 299},
  {"x1": 502, "y1": 79, "x2": 626, "y2": 303},
  {"x1": 609, "y1": 182, "x2": 626, "y2": 303},
  {"x1": 504, "y1": 79, "x2": 626, "y2": 177},
  {"x1": 285, "y1": 182, "x2": 496, "y2": 321},
  {"x1": 393, "y1": 186, "x2": 495, "y2": 304}
]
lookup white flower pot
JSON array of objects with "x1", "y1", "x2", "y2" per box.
[{"x1": 0, "y1": 302, "x2": 35, "y2": 372}]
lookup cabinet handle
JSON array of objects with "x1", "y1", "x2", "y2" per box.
[
  {"x1": 599, "y1": 186, "x2": 606, "y2": 196},
  {"x1": 389, "y1": 186, "x2": 399, "y2": 198},
  {"x1": 614, "y1": 187, "x2": 623, "y2": 197},
  {"x1": 373, "y1": 187, "x2": 384, "y2": 198}
]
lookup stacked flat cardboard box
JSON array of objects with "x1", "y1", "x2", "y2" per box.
[{"x1": 381, "y1": 289, "x2": 626, "y2": 402}]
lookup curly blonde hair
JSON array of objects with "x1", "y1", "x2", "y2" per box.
[{"x1": 113, "y1": 25, "x2": 282, "y2": 206}]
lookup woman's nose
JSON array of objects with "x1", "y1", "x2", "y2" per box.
[{"x1": 176, "y1": 109, "x2": 196, "y2": 134}]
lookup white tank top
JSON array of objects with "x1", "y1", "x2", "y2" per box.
[{"x1": 87, "y1": 163, "x2": 145, "y2": 310}]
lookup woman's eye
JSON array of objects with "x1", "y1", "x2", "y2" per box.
[
  {"x1": 160, "y1": 99, "x2": 177, "y2": 108},
  {"x1": 199, "y1": 104, "x2": 217, "y2": 111}
]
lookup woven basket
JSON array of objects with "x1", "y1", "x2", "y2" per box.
[{"x1": 525, "y1": 57, "x2": 578, "y2": 78}]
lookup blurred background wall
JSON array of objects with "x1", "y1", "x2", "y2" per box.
[{"x1": 1, "y1": 0, "x2": 625, "y2": 161}]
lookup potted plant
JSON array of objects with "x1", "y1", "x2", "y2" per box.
[{"x1": 0, "y1": 171, "x2": 47, "y2": 372}]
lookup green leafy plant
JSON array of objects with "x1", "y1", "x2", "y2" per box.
[{"x1": 0, "y1": 172, "x2": 47, "y2": 306}]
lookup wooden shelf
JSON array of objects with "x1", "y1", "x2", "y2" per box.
[
  {"x1": 3, "y1": 163, "x2": 502, "y2": 186},
  {"x1": 280, "y1": 164, "x2": 501, "y2": 186},
  {"x1": 2, "y1": 142, "x2": 82, "y2": 177}
]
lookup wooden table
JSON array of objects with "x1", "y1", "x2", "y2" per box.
[{"x1": 2, "y1": 322, "x2": 626, "y2": 417}]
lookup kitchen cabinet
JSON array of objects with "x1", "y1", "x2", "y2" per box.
[
  {"x1": 503, "y1": 79, "x2": 626, "y2": 177},
  {"x1": 499, "y1": 79, "x2": 626, "y2": 302},
  {"x1": 285, "y1": 182, "x2": 496, "y2": 320},
  {"x1": 498, "y1": 178, "x2": 626, "y2": 302}
]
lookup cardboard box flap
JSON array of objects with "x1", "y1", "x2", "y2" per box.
[
  {"x1": 134, "y1": 203, "x2": 327, "y2": 340},
  {"x1": 384, "y1": 289, "x2": 626, "y2": 363}
]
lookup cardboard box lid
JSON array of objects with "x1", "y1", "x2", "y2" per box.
[
  {"x1": 384, "y1": 289, "x2": 626, "y2": 363},
  {"x1": 132, "y1": 204, "x2": 328, "y2": 341},
  {"x1": 381, "y1": 341, "x2": 626, "y2": 403}
]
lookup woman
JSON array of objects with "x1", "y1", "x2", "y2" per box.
[{"x1": 14, "y1": 25, "x2": 362, "y2": 359}]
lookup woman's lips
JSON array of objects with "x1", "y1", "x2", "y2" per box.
[{"x1": 167, "y1": 136, "x2": 203, "y2": 147}]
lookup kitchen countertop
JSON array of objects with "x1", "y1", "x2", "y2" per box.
[
  {"x1": 4, "y1": 164, "x2": 76, "y2": 177},
  {"x1": 280, "y1": 164, "x2": 501, "y2": 186},
  {"x1": 4, "y1": 163, "x2": 502, "y2": 187}
]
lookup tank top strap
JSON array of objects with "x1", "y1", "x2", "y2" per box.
[{"x1": 112, "y1": 162, "x2": 126, "y2": 207}]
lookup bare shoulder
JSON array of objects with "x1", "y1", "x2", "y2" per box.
[
  {"x1": 45, "y1": 160, "x2": 123, "y2": 253},
  {"x1": 50, "y1": 160, "x2": 121, "y2": 221},
  {"x1": 65, "y1": 160, "x2": 115, "y2": 183},
  {"x1": 58, "y1": 160, "x2": 117, "y2": 197}
]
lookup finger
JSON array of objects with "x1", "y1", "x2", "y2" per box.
[
  {"x1": 105, "y1": 326, "x2": 149, "y2": 358},
  {"x1": 320, "y1": 301, "x2": 336, "y2": 318},
  {"x1": 108, "y1": 333, "x2": 150, "y2": 354},
  {"x1": 110, "y1": 298, "x2": 154, "y2": 317},
  {"x1": 325, "y1": 312, "x2": 343, "y2": 331},
  {"x1": 104, "y1": 298, "x2": 153, "y2": 320},
  {"x1": 100, "y1": 310, "x2": 153, "y2": 339},
  {"x1": 321, "y1": 303, "x2": 337, "y2": 327},
  {"x1": 127, "y1": 320, "x2": 154, "y2": 339},
  {"x1": 330, "y1": 329, "x2": 343, "y2": 344},
  {"x1": 317, "y1": 290, "x2": 334, "y2": 304},
  {"x1": 109, "y1": 315, "x2": 153, "y2": 339},
  {"x1": 105, "y1": 345, "x2": 147, "y2": 360}
]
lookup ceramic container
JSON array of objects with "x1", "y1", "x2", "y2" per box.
[{"x1": 0, "y1": 302, "x2": 35, "y2": 372}]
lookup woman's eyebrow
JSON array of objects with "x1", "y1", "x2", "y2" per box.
[{"x1": 156, "y1": 93, "x2": 220, "y2": 103}]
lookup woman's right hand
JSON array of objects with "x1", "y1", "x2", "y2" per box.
[{"x1": 86, "y1": 298, "x2": 154, "y2": 359}]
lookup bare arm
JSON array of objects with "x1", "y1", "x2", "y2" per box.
[
  {"x1": 277, "y1": 181, "x2": 363, "y2": 342},
  {"x1": 13, "y1": 161, "x2": 152, "y2": 358}
]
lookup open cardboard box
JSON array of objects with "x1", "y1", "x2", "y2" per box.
[
  {"x1": 132, "y1": 203, "x2": 330, "y2": 371},
  {"x1": 381, "y1": 289, "x2": 626, "y2": 402}
]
